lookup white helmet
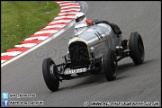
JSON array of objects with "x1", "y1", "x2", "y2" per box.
[{"x1": 75, "y1": 12, "x2": 87, "y2": 23}]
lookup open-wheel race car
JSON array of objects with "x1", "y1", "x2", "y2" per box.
[{"x1": 42, "y1": 19, "x2": 145, "y2": 92}]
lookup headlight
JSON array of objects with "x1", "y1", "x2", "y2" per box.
[
  {"x1": 90, "y1": 47, "x2": 94, "y2": 52},
  {"x1": 67, "y1": 51, "x2": 70, "y2": 58},
  {"x1": 90, "y1": 47, "x2": 95, "y2": 58}
]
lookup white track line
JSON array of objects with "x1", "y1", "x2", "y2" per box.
[
  {"x1": 58, "y1": 12, "x2": 78, "y2": 15},
  {"x1": 1, "y1": 51, "x2": 22, "y2": 56},
  {"x1": 15, "y1": 43, "x2": 37, "y2": 48},
  {"x1": 25, "y1": 36, "x2": 48, "y2": 41},
  {"x1": 54, "y1": 16, "x2": 75, "y2": 19},
  {"x1": 34, "y1": 30, "x2": 58, "y2": 34},
  {"x1": 50, "y1": 20, "x2": 71, "y2": 24},
  {"x1": 1, "y1": 20, "x2": 76, "y2": 67},
  {"x1": 61, "y1": 6, "x2": 80, "y2": 9},
  {"x1": 59, "y1": 3, "x2": 79, "y2": 7},
  {"x1": 1, "y1": 60, "x2": 6, "y2": 64},
  {"x1": 45, "y1": 25, "x2": 66, "y2": 29},
  {"x1": 61, "y1": 9, "x2": 80, "y2": 12}
]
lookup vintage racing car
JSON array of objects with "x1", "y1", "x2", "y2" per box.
[{"x1": 42, "y1": 19, "x2": 145, "y2": 92}]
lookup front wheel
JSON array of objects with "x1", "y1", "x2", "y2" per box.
[
  {"x1": 42, "y1": 58, "x2": 59, "y2": 92},
  {"x1": 129, "y1": 32, "x2": 145, "y2": 65},
  {"x1": 103, "y1": 48, "x2": 118, "y2": 81}
]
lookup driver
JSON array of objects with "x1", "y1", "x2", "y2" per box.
[
  {"x1": 74, "y1": 12, "x2": 122, "y2": 36},
  {"x1": 74, "y1": 12, "x2": 93, "y2": 35},
  {"x1": 74, "y1": 12, "x2": 93, "y2": 26},
  {"x1": 75, "y1": 12, "x2": 87, "y2": 23}
]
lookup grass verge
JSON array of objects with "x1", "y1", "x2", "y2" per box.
[{"x1": 1, "y1": 1, "x2": 60, "y2": 53}]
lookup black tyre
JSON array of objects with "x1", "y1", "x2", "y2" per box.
[
  {"x1": 103, "y1": 48, "x2": 117, "y2": 81},
  {"x1": 129, "y1": 32, "x2": 145, "y2": 65},
  {"x1": 42, "y1": 58, "x2": 59, "y2": 92}
]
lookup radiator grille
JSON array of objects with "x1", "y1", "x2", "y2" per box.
[{"x1": 69, "y1": 42, "x2": 90, "y2": 68}]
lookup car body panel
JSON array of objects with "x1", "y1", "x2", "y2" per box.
[{"x1": 69, "y1": 22, "x2": 122, "y2": 59}]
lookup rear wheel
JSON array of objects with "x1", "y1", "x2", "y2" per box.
[
  {"x1": 103, "y1": 48, "x2": 117, "y2": 81},
  {"x1": 42, "y1": 58, "x2": 59, "y2": 92},
  {"x1": 129, "y1": 32, "x2": 145, "y2": 65}
]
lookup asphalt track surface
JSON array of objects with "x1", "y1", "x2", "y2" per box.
[{"x1": 1, "y1": 1, "x2": 161, "y2": 107}]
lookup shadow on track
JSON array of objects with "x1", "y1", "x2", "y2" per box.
[
  {"x1": 58, "y1": 59, "x2": 154, "y2": 91},
  {"x1": 118, "y1": 59, "x2": 155, "y2": 74}
]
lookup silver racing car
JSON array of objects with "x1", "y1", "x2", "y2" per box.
[{"x1": 42, "y1": 19, "x2": 145, "y2": 92}]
